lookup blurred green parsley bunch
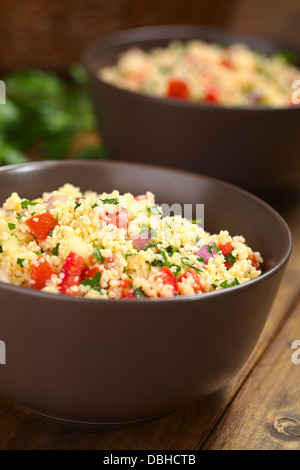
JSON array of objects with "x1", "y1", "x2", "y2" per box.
[{"x1": 0, "y1": 64, "x2": 106, "y2": 165}]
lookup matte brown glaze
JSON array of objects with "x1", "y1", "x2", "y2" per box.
[
  {"x1": 0, "y1": 161, "x2": 291, "y2": 423},
  {"x1": 83, "y1": 25, "x2": 300, "y2": 197}
]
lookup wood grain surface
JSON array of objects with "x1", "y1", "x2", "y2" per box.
[{"x1": 0, "y1": 196, "x2": 299, "y2": 450}]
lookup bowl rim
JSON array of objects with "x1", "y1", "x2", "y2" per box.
[
  {"x1": 82, "y1": 23, "x2": 300, "y2": 113},
  {"x1": 0, "y1": 159, "x2": 292, "y2": 304}
]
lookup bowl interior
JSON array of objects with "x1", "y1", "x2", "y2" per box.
[{"x1": 0, "y1": 161, "x2": 291, "y2": 275}]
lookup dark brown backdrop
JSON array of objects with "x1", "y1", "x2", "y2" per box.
[{"x1": 0, "y1": 0, "x2": 299, "y2": 73}]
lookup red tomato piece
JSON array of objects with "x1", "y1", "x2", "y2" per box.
[
  {"x1": 25, "y1": 212, "x2": 59, "y2": 241},
  {"x1": 59, "y1": 252, "x2": 85, "y2": 295},
  {"x1": 249, "y1": 253, "x2": 261, "y2": 270},
  {"x1": 120, "y1": 278, "x2": 136, "y2": 299},
  {"x1": 219, "y1": 242, "x2": 233, "y2": 269},
  {"x1": 80, "y1": 266, "x2": 101, "y2": 281},
  {"x1": 167, "y1": 78, "x2": 189, "y2": 100},
  {"x1": 31, "y1": 258, "x2": 57, "y2": 290},
  {"x1": 221, "y1": 57, "x2": 234, "y2": 69},
  {"x1": 204, "y1": 88, "x2": 219, "y2": 104},
  {"x1": 156, "y1": 266, "x2": 179, "y2": 296},
  {"x1": 178, "y1": 269, "x2": 204, "y2": 293},
  {"x1": 218, "y1": 243, "x2": 233, "y2": 256}
]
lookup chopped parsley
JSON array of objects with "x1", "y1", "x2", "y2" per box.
[
  {"x1": 139, "y1": 224, "x2": 148, "y2": 234},
  {"x1": 170, "y1": 264, "x2": 182, "y2": 276},
  {"x1": 135, "y1": 287, "x2": 147, "y2": 298},
  {"x1": 125, "y1": 253, "x2": 137, "y2": 259},
  {"x1": 197, "y1": 257, "x2": 204, "y2": 263},
  {"x1": 35, "y1": 251, "x2": 42, "y2": 256},
  {"x1": 100, "y1": 198, "x2": 119, "y2": 205},
  {"x1": 8, "y1": 223, "x2": 16, "y2": 231},
  {"x1": 181, "y1": 257, "x2": 203, "y2": 273},
  {"x1": 16, "y1": 212, "x2": 23, "y2": 222},
  {"x1": 21, "y1": 200, "x2": 38, "y2": 209},
  {"x1": 48, "y1": 228, "x2": 55, "y2": 237},
  {"x1": 151, "y1": 249, "x2": 170, "y2": 268},
  {"x1": 52, "y1": 244, "x2": 60, "y2": 256},
  {"x1": 224, "y1": 253, "x2": 236, "y2": 266},
  {"x1": 220, "y1": 278, "x2": 240, "y2": 288},
  {"x1": 17, "y1": 258, "x2": 25, "y2": 268},
  {"x1": 93, "y1": 246, "x2": 105, "y2": 264},
  {"x1": 166, "y1": 246, "x2": 179, "y2": 256},
  {"x1": 80, "y1": 272, "x2": 102, "y2": 293},
  {"x1": 91, "y1": 202, "x2": 98, "y2": 209},
  {"x1": 31, "y1": 211, "x2": 37, "y2": 216},
  {"x1": 74, "y1": 200, "x2": 81, "y2": 210}
]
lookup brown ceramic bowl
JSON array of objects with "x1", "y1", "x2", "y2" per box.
[
  {"x1": 83, "y1": 25, "x2": 300, "y2": 198},
  {"x1": 0, "y1": 160, "x2": 291, "y2": 424}
]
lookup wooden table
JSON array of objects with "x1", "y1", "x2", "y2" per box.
[{"x1": 0, "y1": 194, "x2": 300, "y2": 450}]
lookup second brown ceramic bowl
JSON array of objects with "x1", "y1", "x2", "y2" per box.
[
  {"x1": 83, "y1": 25, "x2": 300, "y2": 198},
  {"x1": 0, "y1": 161, "x2": 291, "y2": 423}
]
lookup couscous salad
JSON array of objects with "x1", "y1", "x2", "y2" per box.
[
  {"x1": 100, "y1": 40, "x2": 299, "y2": 107},
  {"x1": 0, "y1": 184, "x2": 263, "y2": 299}
]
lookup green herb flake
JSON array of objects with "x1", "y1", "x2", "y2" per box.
[
  {"x1": 135, "y1": 287, "x2": 147, "y2": 298},
  {"x1": 220, "y1": 278, "x2": 240, "y2": 289},
  {"x1": 181, "y1": 257, "x2": 203, "y2": 273},
  {"x1": 93, "y1": 246, "x2": 105, "y2": 264},
  {"x1": 8, "y1": 223, "x2": 16, "y2": 230},
  {"x1": 170, "y1": 264, "x2": 182, "y2": 276},
  {"x1": 197, "y1": 257, "x2": 204, "y2": 263},
  {"x1": 213, "y1": 242, "x2": 221, "y2": 252},
  {"x1": 74, "y1": 200, "x2": 81, "y2": 210},
  {"x1": 52, "y1": 243, "x2": 60, "y2": 256},
  {"x1": 21, "y1": 200, "x2": 38, "y2": 210},
  {"x1": 80, "y1": 272, "x2": 102, "y2": 293},
  {"x1": 17, "y1": 258, "x2": 25, "y2": 268},
  {"x1": 35, "y1": 251, "x2": 42, "y2": 256},
  {"x1": 91, "y1": 202, "x2": 98, "y2": 209},
  {"x1": 125, "y1": 253, "x2": 137, "y2": 259},
  {"x1": 31, "y1": 211, "x2": 37, "y2": 216},
  {"x1": 100, "y1": 198, "x2": 119, "y2": 205},
  {"x1": 224, "y1": 253, "x2": 236, "y2": 266},
  {"x1": 48, "y1": 228, "x2": 55, "y2": 237},
  {"x1": 16, "y1": 212, "x2": 23, "y2": 222}
]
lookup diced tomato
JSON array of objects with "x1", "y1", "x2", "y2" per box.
[
  {"x1": 104, "y1": 210, "x2": 129, "y2": 230},
  {"x1": 75, "y1": 197, "x2": 85, "y2": 201},
  {"x1": 25, "y1": 212, "x2": 59, "y2": 241},
  {"x1": 80, "y1": 265, "x2": 101, "y2": 282},
  {"x1": 104, "y1": 256, "x2": 115, "y2": 269},
  {"x1": 167, "y1": 78, "x2": 189, "y2": 100},
  {"x1": 178, "y1": 269, "x2": 204, "y2": 293},
  {"x1": 219, "y1": 243, "x2": 233, "y2": 256},
  {"x1": 155, "y1": 266, "x2": 179, "y2": 296},
  {"x1": 221, "y1": 57, "x2": 234, "y2": 69},
  {"x1": 249, "y1": 253, "x2": 261, "y2": 270},
  {"x1": 120, "y1": 278, "x2": 136, "y2": 299},
  {"x1": 204, "y1": 88, "x2": 219, "y2": 104},
  {"x1": 59, "y1": 252, "x2": 85, "y2": 295},
  {"x1": 219, "y1": 242, "x2": 233, "y2": 269},
  {"x1": 31, "y1": 258, "x2": 57, "y2": 290}
]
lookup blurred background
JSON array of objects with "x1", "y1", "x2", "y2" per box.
[{"x1": 0, "y1": 0, "x2": 299, "y2": 165}]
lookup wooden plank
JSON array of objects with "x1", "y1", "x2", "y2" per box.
[
  {"x1": 0, "y1": 200, "x2": 299, "y2": 449},
  {"x1": 202, "y1": 294, "x2": 300, "y2": 450}
]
